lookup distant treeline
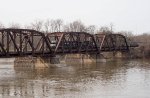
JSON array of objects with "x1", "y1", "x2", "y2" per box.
[
  {"x1": 0, "y1": 19, "x2": 115, "y2": 34},
  {"x1": 130, "y1": 34, "x2": 150, "y2": 58}
]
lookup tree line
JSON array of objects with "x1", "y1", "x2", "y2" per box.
[{"x1": 0, "y1": 19, "x2": 116, "y2": 34}]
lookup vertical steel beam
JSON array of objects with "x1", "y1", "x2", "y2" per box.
[
  {"x1": 8, "y1": 31, "x2": 20, "y2": 54},
  {"x1": 19, "y1": 32, "x2": 23, "y2": 55},
  {"x1": 6, "y1": 31, "x2": 9, "y2": 56}
]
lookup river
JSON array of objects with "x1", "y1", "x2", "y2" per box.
[{"x1": 0, "y1": 58, "x2": 150, "y2": 98}]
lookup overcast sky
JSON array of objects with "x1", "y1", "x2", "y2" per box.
[{"x1": 0, "y1": 0, "x2": 150, "y2": 34}]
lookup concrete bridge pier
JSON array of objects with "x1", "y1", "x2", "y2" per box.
[
  {"x1": 14, "y1": 56, "x2": 61, "y2": 68},
  {"x1": 42, "y1": 56, "x2": 60, "y2": 64},
  {"x1": 14, "y1": 57, "x2": 36, "y2": 68},
  {"x1": 95, "y1": 54, "x2": 107, "y2": 63},
  {"x1": 99, "y1": 51, "x2": 131, "y2": 60},
  {"x1": 60, "y1": 54, "x2": 107, "y2": 64},
  {"x1": 114, "y1": 51, "x2": 131, "y2": 58}
]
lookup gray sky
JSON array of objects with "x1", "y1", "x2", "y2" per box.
[{"x1": 0, "y1": 0, "x2": 150, "y2": 34}]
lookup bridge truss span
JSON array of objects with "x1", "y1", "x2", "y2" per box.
[
  {"x1": 95, "y1": 34, "x2": 129, "y2": 52},
  {"x1": 0, "y1": 29, "x2": 137, "y2": 58},
  {"x1": 46, "y1": 32, "x2": 99, "y2": 54},
  {"x1": 0, "y1": 29, "x2": 52, "y2": 57}
]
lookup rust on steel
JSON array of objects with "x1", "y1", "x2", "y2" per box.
[
  {"x1": 46, "y1": 32, "x2": 99, "y2": 54},
  {"x1": 0, "y1": 29, "x2": 136, "y2": 58},
  {"x1": 0, "y1": 29, "x2": 52, "y2": 57},
  {"x1": 95, "y1": 34, "x2": 129, "y2": 52}
]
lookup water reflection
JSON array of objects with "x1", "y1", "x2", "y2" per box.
[{"x1": 0, "y1": 59, "x2": 150, "y2": 97}]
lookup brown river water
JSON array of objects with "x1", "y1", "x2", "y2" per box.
[{"x1": 0, "y1": 58, "x2": 150, "y2": 98}]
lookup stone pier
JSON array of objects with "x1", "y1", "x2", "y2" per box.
[
  {"x1": 14, "y1": 56, "x2": 61, "y2": 68},
  {"x1": 100, "y1": 51, "x2": 130, "y2": 59},
  {"x1": 60, "y1": 54, "x2": 107, "y2": 64}
]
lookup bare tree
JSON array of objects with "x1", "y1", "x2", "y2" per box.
[
  {"x1": 63, "y1": 24, "x2": 70, "y2": 32},
  {"x1": 31, "y1": 20, "x2": 43, "y2": 31},
  {"x1": 44, "y1": 19, "x2": 51, "y2": 33},
  {"x1": 64, "y1": 20, "x2": 86, "y2": 32},
  {"x1": 55, "y1": 19, "x2": 63, "y2": 32},
  {"x1": 48, "y1": 19, "x2": 64, "y2": 32},
  {"x1": 0, "y1": 22, "x2": 5, "y2": 29},
  {"x1": 24, "y1": 25, "x2": 32, "y2": 29},
  {"x1": 110, "y1": 23, "x2": 114, "y2": 32},
  {"x1": 118, "y1": 31, "x2": 133, "y2": 38},
  {"x1": 86, "y1": 25, "x2": 96, "y2": 34},
  {"x1": 97, "y1": 26, "x2": 112, "y2": 34},
  {"x1": 9, "y1": 23, "x2": 21, "y2": 29}
]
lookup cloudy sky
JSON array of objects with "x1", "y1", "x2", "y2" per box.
[{"x1": 0, "y1": 0, "x2": 150, "y2": 34}]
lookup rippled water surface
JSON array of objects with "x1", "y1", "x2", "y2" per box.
[{"x1": 0, "y1": 58, "x2": 150, "y2": 98}]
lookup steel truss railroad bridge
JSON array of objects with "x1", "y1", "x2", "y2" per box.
[{"x1": 0, "y1": 29, "x2": 137, "y2": 58}]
